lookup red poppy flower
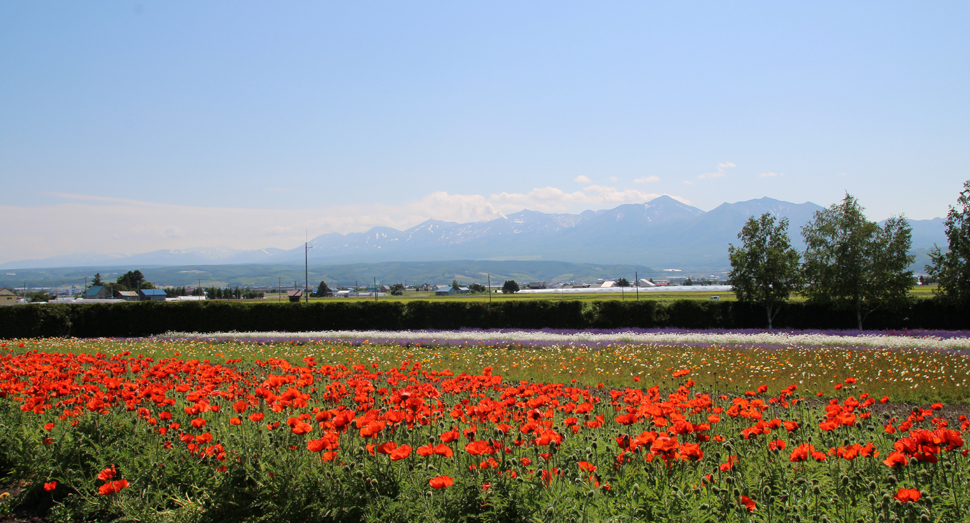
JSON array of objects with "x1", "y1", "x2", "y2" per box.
[
  {"x1": 893, "y1": 488, "x2": 921, "y2": 503},
  {"x1": 739, "y1": 495, "x2": 756, "y2": 512},
  {"x1": 44, "y1": 481, "x2": 57, "y2": 491},
  {"x1": 98, "y1": 479, "x2": 129, "y2": 495},
  {"x1": 97, "y1": 465, "x2": 117, "y2": 481},
  {"x1": 883, "y1": 452, "x2": 908, "y2": 468},
  {"x1": 389, "y1": 444, "x2": 412, "y2": 461},
  {"x1": 429, "y1": 475, "x2": 453, "y2": 489},
  {"x1": 719, "y1": 455, "x2": 737, "y2": 472}
]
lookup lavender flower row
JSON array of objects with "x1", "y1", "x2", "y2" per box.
[{"x1": 160, "y1": 328, "x2": 970, "y2": 351}]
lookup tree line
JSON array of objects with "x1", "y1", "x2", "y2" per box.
[
  {"x1": 728, "y1": 181, "x2": 970, "y2": 329},
  {"x1": 165, "y1": 286, "x2": 264, "y2": 299}
]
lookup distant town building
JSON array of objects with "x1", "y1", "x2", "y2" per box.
[
  {"x1": 287, "y1": 290, "x2": 303, "y2": 302},
  {"x1": 139, "y1": 289, "x2": 169, "y2": 301},
  {"x1": 82, "y1": 286, "x2": 112, "y2": 299},
  {"x1": 115, "y1": 290, "x2": 140, "y2": 302},
  {"x1": 434, "y1": 285, "x2": 469, "y2": 296},
  {"x1": 0, "y1": 288, "x2": 18, "y2": 305}
]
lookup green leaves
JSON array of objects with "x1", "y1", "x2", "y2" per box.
[
  {"x1": 927, "y1": 179, "x2": 970, "y2": 304},
  {"x1": 727, "y1": 213, "x2": 801, "y2": 329},
  {"x1": 801, "y1": 194, "x2": 914, "y2": 329}
]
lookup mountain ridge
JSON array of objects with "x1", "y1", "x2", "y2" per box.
[{"x1": 1, "y1": 197, "x2": 947, "y2": 270}]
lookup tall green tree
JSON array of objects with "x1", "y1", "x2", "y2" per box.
[
  {"x1": 926, "y1": 180, "x2": 970, "y2": 304},
  {"x1": 801, "y1": 194, "x2": 914, "y2": 329},
  {"x1": 117, "y1": 270, "x2": 147, "y2": 290},
  {"x1": 315, "y1": 280, "x2": 332, "y2": 297},
  {"x1": 727, "y1": 213, "x2": 801, "y2": 329},
  {"x1": 92, "y1": 273, "x2": 103, "y2": 286},
  {"x1": 501, "y1": 280, "x2": 519, "y2": 294}
]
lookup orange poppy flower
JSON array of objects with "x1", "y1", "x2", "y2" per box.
[
  {"x1": 739, "y1": 495, "x2": 756, "y2": 512},
  {"x1": 389, "y1": 444, "x2": 412, "y2": 461},
  {"x1": 429, "y1": 475, "x2": 453, "y2": 489},
  {"x1": 97, "y1": 465, "x2": 116, "y2": 481},
  {"x1": 98, "y1": 479, "x2": 130, "y2": 495},
  {"x1": 893, "y1": 488, "x2": 921, "y2": 503}
]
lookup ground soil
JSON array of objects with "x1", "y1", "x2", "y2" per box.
[{"x1": 0, "y1": 481, "x2": 47, "y2": 523}]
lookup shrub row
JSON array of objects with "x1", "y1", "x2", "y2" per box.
[{"x1": 0, "y1": 299, "x2": 967, "y2": 339}]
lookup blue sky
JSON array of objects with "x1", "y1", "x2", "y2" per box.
[{"x1": 1, "y1": 2, "x2": 968, "y2": 263}]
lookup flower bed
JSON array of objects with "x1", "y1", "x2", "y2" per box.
[{"x1": 0, "y1": 336, "x2": 967, "y2": 522}]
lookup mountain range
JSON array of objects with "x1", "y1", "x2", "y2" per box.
[{"x1": 2, "y1": 196, "x2": 947, "y2": 271}]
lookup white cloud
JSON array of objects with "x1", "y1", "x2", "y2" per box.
[
  {"x1": 574, "y1": 175, "x2": 592, "y2": 183},
  {"x1": 608, "y1": 176, "x2": 618, "y2": 182},
  {"x1": 759, "y1": 172, "x2": 783, "y2": 178},
  {"x1": 683, "y1": 180, "x2": 694, "y2": 185},
  {"x1": 0, "y1": 187, "x2": 692, "y2": 264},
  {"x1": 698, "y1": 161, "x2": 736, "y2": 179},
  {"x1": 634, "y1": 176, "x2": 661, "y2": 183}
]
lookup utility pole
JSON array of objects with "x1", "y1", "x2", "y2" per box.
[
  {"x1": 487, "y1": 274, "x2": 491, "y2": 303},
  {"x1": 374, "y1": 277, "x2": 378, "y2": 302},
  {"x1": 305, "y1": 232, "x2": 310, "y2": 304},
  {"x1": 278, "y1": 277, "x2": 281, "y2": 303},
  {"x1": 635, "y1": 271, "x2": 639, "y2": 301}
]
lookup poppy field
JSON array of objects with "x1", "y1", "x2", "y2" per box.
[{"x1": 1, "y1": 332, "x2": 969, "y2": 522}]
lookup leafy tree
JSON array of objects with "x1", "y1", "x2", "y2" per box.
[
  {"x1": 27, "y1": 291, "x2": 50, "y2": 302},
  {"x1": 117, "y1": 270, "x2": 147, "y2": 290},
  {"x1": 683, "y1": 277, "x2": 692, "y2": 286},
  {"x1": 452, "y1": 279, "x2": 460, "y2": 291},
  {"x1": 315, "y1": 280, "x2": 333, "y2": 297},
  {"x1": 502, "y1": 280, "x2": 519, "y2": 294},
  {"x1": 801, "y1": 193, "x2": 914, "y2": 329},
  {"x1": 616, "y1": 278, "x2": 631, "y2": 287},
  {"x1": 389, "y1": 283, "x2": 405, "y2": 296},
  {"x1": 926, "y1": 180, "x2": 970, "y2": 304},
  {"x1": 469, "y1": 283, "x2": 486, "y2": 293},
  {"x1": 727, "y1": 213, "x2": 802, "y2": 329},
  {"x1": 92, "y1": 273, "x2": 103, "y2": 286}
]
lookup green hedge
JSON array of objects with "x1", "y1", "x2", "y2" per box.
[{"x1": 0, "y1": 298, "x2": 967, "y2": 339}]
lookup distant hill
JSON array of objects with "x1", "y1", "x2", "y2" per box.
[{"x1": 1, "y1": 196, "x2": 946, "y2": 273}]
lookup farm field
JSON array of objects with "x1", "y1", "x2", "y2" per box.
[
  {"x1": 264, "y1": 289, "x2": 737, "y2": 303},
  {"x1": 259, "y1": 284, "x2": 938, "y2": 304},
  {"x1": 1, "y1": 330, "x2": 968, "y2": 522}
]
